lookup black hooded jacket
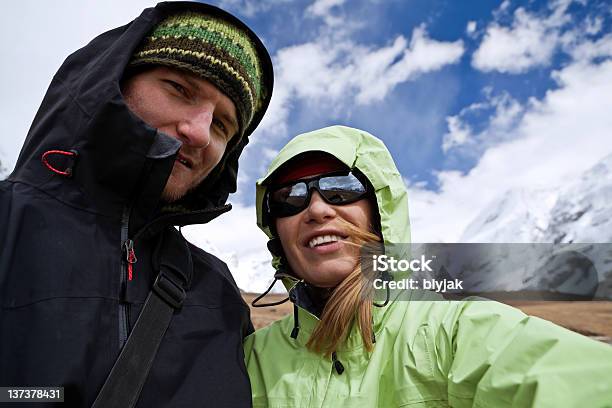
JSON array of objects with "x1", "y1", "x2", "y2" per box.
[{"x1": 0, "y1": 2, "x2": 272, "y2": 407}]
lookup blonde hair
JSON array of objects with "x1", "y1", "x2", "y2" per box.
[{"x1": 305, "y1": 217, "x2": 381, "y2": 356}]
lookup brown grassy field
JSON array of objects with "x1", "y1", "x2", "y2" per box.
[{"x1": 242, "y1": 293, "x2": 612, "y2": 344}]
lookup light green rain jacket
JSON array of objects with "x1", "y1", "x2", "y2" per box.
[{"x1": 244, "y1": 126, "x2": 612, "y2": 407}]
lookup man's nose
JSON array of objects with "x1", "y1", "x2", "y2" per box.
[
  {"x1": 176, "y1": 105, "x2": 214, "y2": 148},
  {"x1": 304, "y1": 191, "x2": 336, "y2": 223}
]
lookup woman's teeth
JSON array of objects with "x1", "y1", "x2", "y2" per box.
[{"x1": 308, "y1": 235, "x2": 343, "y2": 248}]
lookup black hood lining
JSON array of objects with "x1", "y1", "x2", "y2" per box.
[{"x1": 10, "y1": 1, "x2": 273, "y2": 230}]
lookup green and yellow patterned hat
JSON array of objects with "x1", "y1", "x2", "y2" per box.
[{"x1": 129, "y1": 11, "x2": 269, "y2": 137}]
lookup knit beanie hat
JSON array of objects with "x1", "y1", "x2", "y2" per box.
[{"x1": 129, "y1": 11, "x2": 269, "y2": 138}]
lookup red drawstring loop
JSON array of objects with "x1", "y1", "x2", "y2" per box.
[{"x1": 41, "y1": 149, "x2": 78, "y2": 177}]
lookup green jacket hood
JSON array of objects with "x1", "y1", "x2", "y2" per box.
[{"x1": 256, "y1": 126, "x2": 410, "y2": 265}]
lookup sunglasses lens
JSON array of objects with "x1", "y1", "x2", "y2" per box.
[
  {"x1": 269, "y1": 182, "x2": 308, "y2": 215},
  {"x1": 319, "y1": 174, "x2": 367, "y2": 203}
]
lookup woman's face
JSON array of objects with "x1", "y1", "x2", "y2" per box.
[{"x1": 275, "y1": 188, "x2": 374, "y2": 287}]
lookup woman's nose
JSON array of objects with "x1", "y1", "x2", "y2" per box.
[{"x1": 304, "y1": 191, "x2": 336, "y2": 222}]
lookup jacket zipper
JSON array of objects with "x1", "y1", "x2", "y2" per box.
[
  {"x1": 115, "y1": 203, "x2": 229, "y2": 350},
  {"x1": 118, "y1": 206, "x2": 132, "y2": 349}
]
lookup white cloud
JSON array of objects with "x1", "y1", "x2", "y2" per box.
[
  {"x1": 306, "y1": 0, "x2": 346, "y2": 26},
  {"x1": 442, "y1": 91, "x2": 524, "y2": 154},
  {"x1": 466, "y1": 21, "x2": 477, "y2": 36},
  {"x1": 442, "y1": 116, "x2": 473, "y2": 153},
  {"x1": 472, "y1": 0, "x2": 572, "y2": 73},
  {"x1": 584, "y1": 16, "x2": 603, "y2": 36},
  {"x1": 488, "y1": 92, "x2": 524, "y2": 130},
  {"x1": 262, "y1": 147, "x2": 281, "y2": 160},
  {"x1": 307, "y1": 0, "x2": 345, "y2": 16},
  {"x1": 218, "y1": 0, "x2": 295, "y2": 17},
  {"x1": 566, "y1": 33, "x2": 612, "y2": 62},
  {"x1": 355, "y1": 25, "x2": 464, "y2": 104},
  {"x1": 492, "y1": 0, "x2": 512, "y2": 20},
  {"x1": 254, "y1": 25, "x2": 464, "y2": 139},
  {"x1": 411, "y1": 52, "x2": 612, "y2": 242},
  {"x1": 473, "y1": 11, "x2": 557, "y2": 73}
]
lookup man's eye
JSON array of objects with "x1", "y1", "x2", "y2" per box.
[
  {"x1": 213, "y1": 118, "x2": 229, "y2": 138},
  {"x1": 165, "y1": 80, "x2": 188, "y2": 97}
]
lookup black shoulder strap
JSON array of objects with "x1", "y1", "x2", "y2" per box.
[{"x1": 92, "y1": 228, "x2": 192, "y2": 408}]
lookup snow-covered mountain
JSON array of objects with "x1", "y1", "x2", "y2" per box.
[
  {"x1": 455, "y1": 153, "x2": 612, "y2": 298},
  {"x1": 223, "y1": 249, "x2": 282, "y2": 294},
  {"x1": 184, "y1": 235, "x2": 281, "y2": 294},
  {"x1": 461, "y1": 153, "x2": 612, "y2": 244}
]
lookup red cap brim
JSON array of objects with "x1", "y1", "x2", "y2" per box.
[{"x1": 274, "y1": 154, "x2": 348, "y2": 184}]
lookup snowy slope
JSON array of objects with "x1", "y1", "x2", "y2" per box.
[
  {"x1": 457, "y1": 153, "x2": 612, "y2": 297},
  {"x1": 461, "y1": 153, "x2": 612, "y2": 244},
  {"x1": 183, "y1": 233, "x2": 282, "y2": 294}
]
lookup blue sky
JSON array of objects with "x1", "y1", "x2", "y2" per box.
[
  {"x1": 202, "y1": 0, "x2": 612, "y2": 246},
  {"x1": 1, "y1": 0, "x2": 611, "y2": 256},
  {"x1": 212, "y1": 0, "x2": 611, "y2": 195}
]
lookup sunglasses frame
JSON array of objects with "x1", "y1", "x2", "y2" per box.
[{"x1": 265, "y1": 170, "x2": 371, "y2": 220}]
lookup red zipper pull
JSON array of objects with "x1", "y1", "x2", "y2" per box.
[{"x1": 124, "y1": 239, "x2": 137, "y2": 281}]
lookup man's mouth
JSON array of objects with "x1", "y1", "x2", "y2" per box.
[
  {"x1": 308, "y1": 234, "x2": 347, "y2": 249},
  {"x1": 176, "y1": 154, "x2": 193, "y2": 169}
]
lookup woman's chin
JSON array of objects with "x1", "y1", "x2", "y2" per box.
[{"x1": 301, "y1": 260, "x2": 357, "y2": 287}]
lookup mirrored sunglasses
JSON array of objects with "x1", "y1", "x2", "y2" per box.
[{"x1": 267, "y1": 171, "x2": 370, "y2": 218}]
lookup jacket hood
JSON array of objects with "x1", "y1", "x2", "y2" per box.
[
  {"x1": 9, "y1": 1, "x2": 273, "y2": 234},
  {"x1": 256, "y1": 125, "x2": 410, "y2": 274}
]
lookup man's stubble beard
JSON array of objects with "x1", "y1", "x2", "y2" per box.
[
  {"x1": 160, "y1": 171, "x2": 198, "y2": 203},
  {"x1": 161, "y1": 184, "x2": 186, "y2": 203}
]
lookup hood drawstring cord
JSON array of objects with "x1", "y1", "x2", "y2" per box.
[
  {"x1": 249, "y1": 271, "x2": 304, "y2": 340},
  {"x1": 373, "y1": 271, "x2": 392, "y2": 308},
  {"x1": 41, "y1": 149, "x2": 78, "y2": 177},
  {"x1": 251, "y1": 277, "x2": 289, "y2": 307},
  {"x1": 288, "y1": 284, "x2": 301, "y2": 339},
  {"x1": 331, "y1": 352, "x2": 345, "y2": 375},
  {"x1": 371, "y1": 314, "x2": 377, "y2": 344},
  {"x1": 251, "y1": 272, "x2": 301, "y2": 308},
  {"x1": 373, "y1": 285, "x2": 390, "y2": 307},
  {"x1": 290, "y1": 303, "x2": 300, "y2": 339},
  {"x1": 251, "y1": 271, "x2": 303, "y2": 339},
  {"x1": 371, "y1": 271, "x2": 393, "y2": 343}
]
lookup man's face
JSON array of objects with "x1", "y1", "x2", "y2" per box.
[{"x1": 122, "y1": 66, "x2": 238, "y2": 202}]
